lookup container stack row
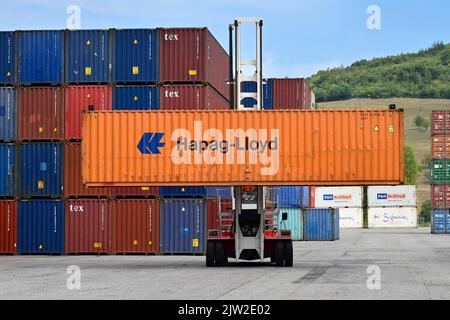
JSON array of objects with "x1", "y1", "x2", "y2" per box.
[{"x1": 430, "y1": 110, "x2": 450, "y2": 234}]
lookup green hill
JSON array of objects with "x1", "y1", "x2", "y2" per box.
[{"x1": 308, "y1": 42, "x2": 450, "y2": 102}]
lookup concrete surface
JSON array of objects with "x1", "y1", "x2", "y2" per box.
[{"x1": 1, "y1": 228, "x2": 449, "y2": 300}]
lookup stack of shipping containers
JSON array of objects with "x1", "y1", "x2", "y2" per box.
[
  {"x1": 276, "y1": 187, "x2": 310, "y2": 241},
  {"x1": 430, "y1": 111, "x2": 450, "y2": 234},
  {"x1": 367, "y1": 186, "x2": 417, "y2": 228}
]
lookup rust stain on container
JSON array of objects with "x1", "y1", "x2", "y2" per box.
[
  {"x1": 18, "y1": 87, "x2": 64, "y2": 140},
  {"x1": 111, "y1": 199, "x2": 159, "y2": 254},
  {"x1": 0, "y1": 200, "x2": 17, "y2": 254},
  {"x1": 65, "y1": 199, "x2": 111, "y2": 254},
  {"x1": 160, "y1": 84, "x2": 229, "y2": 110},
  {"x1": 82, "y1": 110, "x2": 405, "y2": 186}
]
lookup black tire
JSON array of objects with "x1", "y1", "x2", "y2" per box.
[
  {"x1": 284, "y1": 241, "x2": 293, "y2": 267},
  {"x1": 275, "y1": 241, "x2": 285, "y2": 267},
  {"x1": 215, "y1": 242, "x2": 225, "y2": 267},
  {"x1": 206, "y1": 241, "x2": 215, "y2": 267}
]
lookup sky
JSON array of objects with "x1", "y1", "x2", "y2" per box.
[{"x1": 1, "y1": 0, "x2": 449, "y2": 77}]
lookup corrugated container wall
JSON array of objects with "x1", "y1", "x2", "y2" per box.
[
  {"x1": 431, "y1": 185, "x2": 450, "y2": 209},
  {"x1": 65, "y1": 86, "x2": 112, "y2": 140},
  {"x1": 0, "y1": 200, "x2": 17, "y2": 254},
  {"x1": 272, "y1": 78, "x2": 306, "y2": 109},
  {"x1": 18, "y1": 31, "x2": 63, "y2": 84},
  {"x1": 18, "y1": 200, "x2": 64, "y2": 254},
  {"x1": 111, "y1": 199, "x2": 159, "y2": 254},
  {"x1": 160, "y1": 199, "x2": 206, "y2": 254},
  {"x1": 110, "y1": 186, "x2": 159, "y2": 198},
  {"x1": 206, "y1": 187, "x2": 232, "y2": 199},
  {"x1": 66, "y1": 30, "x2": 110, "y2": 83},
  {"x1": 368, "y1": 207, "x2": 417, "y2": 228},
  {"x1": 277, "y1": 187, "x2": 300, "y2": 208},
  {"x1": 431, "y1": 135, "x2": 450, "y2": 159},
  {"x1": 264, "y1": 79, "x2": 273, "y2": 110},
  {"x1": 160, "y1": 187, "x2": 206, "y2": 198},
  {"x1": 159, "y1": 28, "x2": 229, "y2": 100},
  {"x1": 64, "y1": 143, "x2": 110, "y2": 198},
  {"x1": 0, "y1": 32, "x2": 16, "y2": 84},
  {"x1": 65, "y1": 199, "x2": 111, "y2": 254},
  {"x1": 432, "y1": 210, "x2": 450, "y2": 234},
  {"x1": 0, "y1": 88, "x2": 16, "y2": 141},
  {"x1": 18, "y1": 87, "x2": 64, "y2": 140},
  {"x1": 82, "y1": 110, "x2": 405, "y2": 186},
  {"x1": 160, "y1": 85, "x2": 229, "y2": 110},
  {"x1": 278, "y1": 208, "x2": 303, "y2": 241},
  {"x1": 303, "y1": 208, "x2": 340, "y2": 241},
  {"x1": 19, "y1": 143, "x2": 63, "y2": 197},
  {"x1": 431, "y1": 160, "x2": 450, "y2": 184},
  {"x1": 113, "y1": 29, "x2": 159, "y2": 83},
  {"x1": 113, "y1": 86, "x2": 159, "y2": 110},
  {"x1": 431, "y1": 111, "x2": 450, "y2": 136},
  {"x1": 310, "y1": 186, "x2": 363, "y2": 208},
  {"x1": 339, "y1": 208, "x2": 364, "y2": 228},
  {"x1": 0, "y1": 144, "x2": 16, "y2": 197},
  {"x1": 367, "y1": 185, "x2": 416, "y2": 207}
]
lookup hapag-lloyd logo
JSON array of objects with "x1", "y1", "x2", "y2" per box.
[{"x1": 138, "y1": 121, "x2": 280, "y2": 176}]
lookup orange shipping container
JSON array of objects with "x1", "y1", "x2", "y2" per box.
[{"x1": 82, "y1": 110, "x2": 405, "y2": 186}]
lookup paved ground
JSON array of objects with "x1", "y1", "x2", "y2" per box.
[{"x1": 1, "y1": 228, "x2": 449, "y2": 300}]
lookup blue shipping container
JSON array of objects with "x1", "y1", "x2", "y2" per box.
[
  {"x1": 66, "y1": 30, "x2": 110, "y2": 83},
  {"x1": 432, "y1": 210, "x2": 450, "y2": 234},
  {"x1": 112, "y1": 86, "x2": 159, "y2": 110},
  {"x1": 206, "y1": 187, "x2": 232, "y2": 198},
  {"x1": 278, "y1": 208, "x2": 303, "y2": 241},
  {"x1": 304, "y1": 208, "x2": 340, "y2": 241},
  {"x1": 300, "y1": 186, "x2": 310, "y2": 208},
  {"x1": 18, "y1": 31, "x2": 63, "y2": 84},
  {"x1": 0, "y1": 144, "x2": 16, "y2": 197},
  {"x1": 160, "y1": 186, "x2": 206, "y2": 198},
  {"x1": 278, "y1": 187, "x2": 300, "y2": 208},
  {"x1": 0, "y1": 87, "x2": 16, "y2": 141},
  {"x1": 113, "y1": 29, "x2": 159, "y2": 83},
  {"x1": 0, "y1": 32, "x2": 16, "y2": 84},
  {"x1": 19, "y1": 143, "x2": 63, "y2": 197},
  {"x1": 160, "y1": 199, "x2": 206, "y2": 254},
  {"x1": 264, "y1": 78, "x2": 273, "y2": 110},
  {"x1": 18, "y1": 200, "x2": 64, "y2": 254}
]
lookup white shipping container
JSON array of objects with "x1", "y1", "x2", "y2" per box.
[
  {"x1": 312, "y1": 186, "x2": 363, "y2": 208},
  {"x1": 368, "y1": 207, "x2": 417, "y2": 228},
  {"x1": 339, "y1": 208, "x2": 364, "y2": 228},
  {"x1": 368, "y1": 185, "x2": 416, "y2": 207}
]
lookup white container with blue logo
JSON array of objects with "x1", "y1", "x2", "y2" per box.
[
  {"x1": 367, "y1": 186, "x2": 416, "y2": 207},
  {"x1": 368, "y1": 207, "x2": 417, "y2": 228},
  {"x1": 311, "y1": 186, "x2": 363, "y2": 208}
]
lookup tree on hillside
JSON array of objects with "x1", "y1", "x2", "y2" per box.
[
  {"x1": 414, "y1": 115, "x2": 425, "y2": 129},
  {"x1": 422, "y1": 118, "x2": 430, "y2": 131},
  {"x1": 404, "y1": 144, "x2": 419, "y2": 185}
]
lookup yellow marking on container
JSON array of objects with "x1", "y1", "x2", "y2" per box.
[
  {"x1": 388, "y1": 125, "x2": 394, "y2": 133},
  {"x1": 87, "y1": 94, "x2": 91, "y2": 99},
  {"x1": 38, "y1": 127, "x2": 44, "y2": 133},
  {"x1": 189, "y1": 69, "x2": 197, "y2": 76},
  {"x1": 181, "y1": 187, "x2": 186, "y2": 192},
  {"x1": 53, "y1": 128, "x2": 58, "y2": 133},
  {"x1": 38, "y1": 245, "x2": 43, "y2": 250},
  {"x1": 374, "y1": 125, "x2": 380, "y2": 132},
  {"x1": 134, "y1": 96, "x2": 139, "y2": 101},
  {"x1": 134, "y1": 39, "x2": 138, "y2": 45},
  {"x1": 133, "y1": 240, "x2": 138, "y2": 246},
  {"x1": 192, "y1": 239, "x2": 199, "y2": 248},
  {"x1": 133, "y1": 66, "x2": 139, "y2": 75},
  {"x1": 86, "y1": 40, "x2": 91, "y2": 45},
  {"x1": 7, "y1": 71, "x2": 11, "y2": 77},
  {"x1": 141, "y1": 187, "x2": 150, "y2": 191},
  {"x1": 38, "y1": 181, "x2": 44, "y2": 189},
  {"x1": 85, "y1": 67, "x2": 92, "y2": 76},
  {"x1": 94, "y1": 242, "x2": 102, "y2": 248},
  {"x1": 148, "y1": 241, "x2": 152, "y2": 245}
]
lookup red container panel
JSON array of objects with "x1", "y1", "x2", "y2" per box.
[
  {"x1": 111, "y1": 199, "x2": 159, "y2": 254},
  {"x1": 65, "y1": 86, "x2": 112, "y2": 140},
  {"x1": 110, "y1": 186, "x2": 159, "y2": 198},
  {"x1": 272, "y1": 78, "x2": 307, "y2": 110},
  {"x1": 206, "y1": 198, "x2": 233, "y2": 232},
  {"x1": 159, "y1": 28, "x2": 229, "y2": 100},
  {"x1": 431, "y1": 185, "x2": 450, "y2": 209},
  {"x1": 65, "y1": 199, "x2": 111, "y2": 254},
  {"x1": 432, "y1": 111, "x2": 450, "y2": 136},
  {"x1": 64, "y1": 142, "x2": 110, "y2": 198},
  {"x1": 160, "y1": 84, "x2": 229, "y2": 110},
  {"x1": 0, "y1": 200, "x2": 17, "y2": 254},
  {"x1": 18, "y1": 87, "x2": 64, "y2": 140},
  {"x1": 432, "y1": 135, "x2": 450, "y2": 160}
]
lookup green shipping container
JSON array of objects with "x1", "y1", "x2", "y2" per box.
[
  {"x1": 278, "y1": 208, "x2": 303, "y2": 241},
  {"x1": 431, "y1": 160, "x2": 450, "y2": 184}
]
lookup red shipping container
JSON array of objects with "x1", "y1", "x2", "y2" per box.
[
  {"x1": 18, "y1": 87, "x2": 64, "y2": 140},
  {"x1": 65, "y1": 199, "x2": 111, "y2": 254},
  {"x1": 432, "y1": 111, "x2": 450, "y2": 136},
  {"x1": 110, "y1": 186, "x2": 159, "y2": 198},
  {"x1": 431, "y1": 185, "x2": 450, "y2": 209},
  {"x1": 0, "y1": 200, "x2": 17, "y2": 254},
  {"x1": 65, "y1": 86, "x2": 112, "y2": 140},
  {"x1": 111, "y1": 199, "x2": 159, "y2": 254},
  {"x1": 160, "y1": 84, "x2": 229, "y2": 110},
  {"x1": 206, "y1": 198, "x2": 233, "y2": 233},
  {"x1": 64, "y1": 142, "x2": 111, "y2": 198},
  {"x1": 272, "y1": 78, "x2": 307, "y2": 110},
  {"x1": 432, "y1": 135, "x2": 450, "y2": 159},
  {"x1": 159, "y1": 28, "x2": 230, "y2": 100}
]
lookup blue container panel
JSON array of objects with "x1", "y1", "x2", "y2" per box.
[
  {"x1": 300, "y1": 186, "x2": 310, "y2": 208},
  {"x1": 304, "y1": 208, "x2": 339, "y2": 241},
  {"x1": 0, "y1": 88, "x2": 16, "y2": 141},
  {"x1": 113, "y1": 29, "x2": 159, "y2": 83},
  {"x1": 18, "y1": 200, "x2": 64, "y2": 254},
  {"x1": 278, "y1": 208, "x2": 303, "y2": 241},
  {"x1": 112, "y1": 86, "x2": 159, "y2": 110},
  {"x1": 18, "y1": 31, "x2": 63, "y2": 84},
  {"x1": 240, "y1": 81, "x2": 270, "y2": 109},
  {"x1": 0, "y1": 144, "x2": 16, "y2": 197},
  {"x1": 160, "y1": 186, "x2": 206, "y2": 198},
  {"x1": 263, "y1": 78, "x2": 273, "y2": 110},
  {"x1": 66, "y1": 30, "x2": 110, "y2": 83},
  {"x1": 0, "y1": 32, "x2": 16, "y2": 84},
  {"x1": 160, "y1": 199, "x2": 206, "y2": 254},
  {"x1": 19, "y1": 143, "x2": 63, "y2": 197},
  {"x1": 278, "y1": 187, "x2": 300, "y2": 208},
  {"x1": 206, "y1": 187, "x2": 232, "y2": 198},
  {"x1": 432, "y1": 210, "x2": 450, "y2": 234}
]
